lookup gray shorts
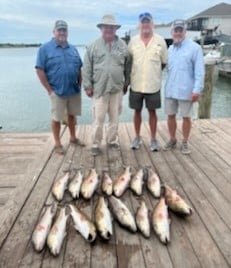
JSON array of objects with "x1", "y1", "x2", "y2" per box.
[
  {"x1": 50, "y1": 92, "x2": 81, "y2": 121},
  {"x1": 165, "y1": 98, "x2": 193, "y2": 117},
  {"x1": 129, "y1": 89, "x2": 161, "y2": 111}
]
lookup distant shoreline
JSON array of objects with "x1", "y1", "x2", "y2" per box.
[
  {"x1": 0, "y1": 43, "x2": 41, "y2": 48},
  {"x1": 0, "y1": 43, "x2": 86, "y2": 48}
]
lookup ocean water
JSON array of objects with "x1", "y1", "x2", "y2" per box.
[{"x1": 0, "y1": 47, "x2": 230, "y2": 132}]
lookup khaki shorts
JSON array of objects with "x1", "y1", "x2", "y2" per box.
[
  {"x1": 50, "y1": 92, "x2": 81, "y2": 121},
  {"x1": 165, "y1": 98, "x2": 193, "y2": 117}
]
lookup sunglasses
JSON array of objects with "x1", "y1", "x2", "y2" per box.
[{"x1": 139, "y1": 12, "x2": 152, "y2": 20}]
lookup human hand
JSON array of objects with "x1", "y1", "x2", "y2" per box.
[
  {"x1": 191, "y1": 93, "x2": 200, "y2": 102},
  {"x1": 85, "y1": 88, "x2": 93, "y2": 97},
  {"x1": 123, "y1": 85, "x2": 128, "y2": 95},
  {"x1": 47, "y1": 89, "x2": 53, "y2": 96}
]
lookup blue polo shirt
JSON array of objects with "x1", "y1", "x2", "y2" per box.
[
  {"x1": 165, "y1": 38, "x2": 205, "y2": 101},
  {"x1": 35, "y1": 39, "x2": 82, "y2": 96}
]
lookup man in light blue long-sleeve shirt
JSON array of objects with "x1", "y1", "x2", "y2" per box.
[{"x1": 164, "y1": 20, "x2": 205, "y2": 154}]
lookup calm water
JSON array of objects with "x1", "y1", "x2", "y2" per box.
[{"x1": 0, "y1": 47, "x2": 230, "y2": 132}]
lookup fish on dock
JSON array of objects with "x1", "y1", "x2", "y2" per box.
[
  {"x1": 109, "y1": 195, "x2": 137, "y2": 232},
  {"x1": 152, "y1": 197, "x2": 170, "y2": 244},
  {"x1": 101, "y1": 172, "x2": 113, "y2": 196},
  {"x1": 95, "y1": 196, "x2": 113, "y2": 240},
  {"x1": 147, "y1": 169, "x2": 161, "y2": 198},
  {"x1": 164, "y1": 184, "x2": 193, "y2": 216},
  {"x1": 52, "y1": 172, "x2": 70, "y2": 201},
  {"x1": 68, "y1": 170, "x2": 83, "y2": 199},
  {"x1": 113, "y1": 166, "x2": 132, "y2": 197},
  {"x1": 69, "y1": 203, "x2": 97, "y2": 242},
  {"x1": 47, "y1": 206, "x2": 69, "y2": 256},
  {"x1": 130, "y1": 168, "x2": 145, "y2": 196},
  {"x1": 135, "y1": 200, "x2": 150, "y2": 238},
  {"x1": 81, "y1": 168, "x2": 99, "y2": 200},
  {"x1": 32, "y1": 203, "x2": 57, "y2": 252}
]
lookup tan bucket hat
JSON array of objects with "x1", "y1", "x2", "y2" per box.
[{"x1": 96, "y1": 14, "x2": 121, "y2": 29}]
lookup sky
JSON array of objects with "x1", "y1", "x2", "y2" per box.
[{"x1": 1, "y1": 0, "x2": 231, "y2": 44}]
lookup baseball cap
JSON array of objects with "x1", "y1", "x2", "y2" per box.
[
  {"x1": 139, "y1": 12, "x2": 153, "y2": 22},
  {"x1": 171, "y1": 19, "x2": 187, "y2": 30},
  {"x1": 54, "y1": 20, "x2": 68, "y2": 30}
]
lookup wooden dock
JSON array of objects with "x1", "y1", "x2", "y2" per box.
[{"x1": 0, "y1": 119, "x2": 230, "y2": 268}]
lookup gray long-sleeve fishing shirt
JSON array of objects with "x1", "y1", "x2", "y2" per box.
[{"x1": 82, "y1": 36, "x2": 130, "y2": 98}]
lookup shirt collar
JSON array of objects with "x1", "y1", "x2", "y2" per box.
[
  {"x1": 101, "y1": 35, "x2": 118, "y2": 45},
  {"x1": 52, "y1": 38, "x2": 69, "y2": 48},
  {"x1": 173, "y1": 38, "x2": 187, "y2": 48}
]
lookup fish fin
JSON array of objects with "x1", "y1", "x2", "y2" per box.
[
  {"x1": 102, "y1": 167, "x2": 109, "y2": 173},
  {"x1": 142, "y1": 167, "x2": 149, "y2": 181},
  {"x1": 160, "y1": 184, "x2": 166, "y2": 197},
  {"x1": 50, "y1": 202, "x2": 58, "y2": 214}
]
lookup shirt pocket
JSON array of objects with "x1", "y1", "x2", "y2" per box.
[
  {"x1": 66, "y1": 51, "x2": 82, "y2": 67},
  {"x1": 93, "y1": 52, "x2": 106, "y2": 64},
  {"x1": 111, "y1": 49, "x2": 126, "y2": 66},
  {"x1": 150, "y1": 45, "x2": 162, "y2": 62},
  {"x1": 46, "y1": 54, "x2": 62, "y2": 73}
]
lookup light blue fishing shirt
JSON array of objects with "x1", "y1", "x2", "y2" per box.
[{"x1": 165, "y1": 38, "x2": 205, "y2": 100}]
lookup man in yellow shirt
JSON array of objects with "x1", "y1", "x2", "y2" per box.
[{"x1": 128, "y1": 12, "x2": 167, "y2": 151}]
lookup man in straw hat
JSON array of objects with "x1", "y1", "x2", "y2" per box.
[
  {"x1": 83, "y1": 14, "x2": 130, "y2": 156},
  {"x1": 128, "y1": 12, "x2": 167, "y2": 151},
  {"x1": 35, "y1": 20, "x2": 84, "y2": 154}
]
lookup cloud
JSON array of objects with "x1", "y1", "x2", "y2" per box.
[{"x1": 1, "y1": 0, "x2": 231, "y2": 43}]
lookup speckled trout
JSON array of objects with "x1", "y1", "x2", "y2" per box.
[
  {"x1": 32, "y1": 203, "x2": 57, "y2": 252},
  {"x1": 52, "y1": 172, "x2": 70, "y2": 201},
  {"x1": 164, "y1": 185, "x2": 193, "y2": 216},
  {"x1": 130, "y1": 168, "x2": 145, "y2": 196},
  {"x1": 95, "y1": 196, "x2": 113, "y2": 240},
  {"x1": 81, "y1": 168, "x2": 99, "y2": 200},
  {"x1": 109, "y1": 196, "x2": 137, "y2": 232},
  {"x1": 69, "y1": 204, "x2": 97, "y2": 242},
  {"x1": 68, "y1": 170, "x2": 83, "y2": 199},
  {"x1": 135, "y1": 200, "x2": 150, "y2": 238},
  {"x1": 147, "y1": 169, "x2": 161, "y2": 198},
  {"x1": 101, "y1": 172, "x2": 113, "y2": 196},
  {"x1": 113, "y1": 166, "x2": 132, "y2": 197},
  {"x1": 152, "y1": 197, "x2": 170, "y2": 244},
  {"x1": 47, "y1": 206, "x2": 69, "y2": 256}
]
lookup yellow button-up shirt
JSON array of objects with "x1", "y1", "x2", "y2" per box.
[{"x1": 128, "y1": 34, "x2": 168, "y2": 94}]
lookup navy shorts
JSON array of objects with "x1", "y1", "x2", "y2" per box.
[{"x1": 129, "y1": 89, "x2": 161, "y2": 111}]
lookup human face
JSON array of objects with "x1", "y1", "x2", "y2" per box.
[
  {"x1": 53, "y1": 28, "x2": 68, "y2": 45},
  {"x1": 171, "y1": 27, "x2": 186, "y2": 44},
  {"x1": 140, "y1": 19, "x2": 154, "y2": 37},
  {"x1": 101, "y1": 25, "x2": 117, "y2": 42}
]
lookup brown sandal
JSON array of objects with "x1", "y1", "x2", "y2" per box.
[{"x1": 70, "y1": 138, "x2": 86, "y2": 147}]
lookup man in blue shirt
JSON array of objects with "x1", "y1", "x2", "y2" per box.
[
  {"x1": 35, "y1": 20, "x2": 84, "y2": 154},
  {"x1": 164, "y1": 20, "x2": 205, "y2": 154}
]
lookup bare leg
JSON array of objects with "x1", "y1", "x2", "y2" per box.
[
  {"x1": 182, "y1": 117, "x2": 191, "y2": 142},
  {"x1": 52, "y1": 120, "x2": 61, "y2": 146},
  {"x1": 167, "y1": 114, "x2": 177, "y2": 141},
  {"x1": 134, "y1": 110, "x2": 142, "y2": 137},
  {"x1": 148, "y1": 110, "x2": 157, "y2": 139},
  {"x1": 68, "y1": 114, "x2": 76, "y2": 141}
]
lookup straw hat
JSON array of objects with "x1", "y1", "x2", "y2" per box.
[{"x1": 97, "y1": 14, "x2": 121, "y2": 29}]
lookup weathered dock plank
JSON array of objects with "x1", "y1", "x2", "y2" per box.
[
  {"x1": 0, "y1": 129, "x2": 68, "y2": 267},
  {"x1": 62, "y1": 125, "x2": 92, "y2": 268},
  {"x1": 119, "y1": 124, "x2": 174, "y2": 268},
  {"x1": 0, "y1": 119, "x2": 230, "y2": 268}
]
